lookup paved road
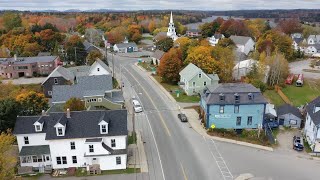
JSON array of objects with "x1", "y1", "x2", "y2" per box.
[
  {"x1": 109, "y1": 53, "x2": 320, "y2": 180},
  {"x1": 289, "y1": 59, "x2": 320, "y2": 79}
]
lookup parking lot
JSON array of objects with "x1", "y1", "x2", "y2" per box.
[{"x1": 289, "y1": 59, "x2": 320, "y2": 79}]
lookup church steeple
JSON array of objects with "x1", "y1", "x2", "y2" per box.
[
  {"x1": 170, "y1": 11, "x2": 173, "y2": 24},
  {"x1": 167, "y1": 11, "x2": 177, "y2": 40}
]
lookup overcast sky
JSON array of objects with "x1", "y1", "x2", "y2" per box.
[{"x1": 0, "y1": 0, "x2": 319, "y2": 11}]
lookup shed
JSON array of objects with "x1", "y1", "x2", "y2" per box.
[{"x1": 277, "y1": 104, "x2": 303, "y2": 128}]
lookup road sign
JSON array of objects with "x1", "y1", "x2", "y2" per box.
[{"x1": 210, "y1": 124, "x2": 216, "y2": 129}]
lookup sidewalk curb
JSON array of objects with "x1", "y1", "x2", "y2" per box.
[
  {"x1": 136, "y1": 131, "x2": 148, "y2": 173},
  {"x1": 135, "y1": 62, "x2": 147, "y2": 72}
]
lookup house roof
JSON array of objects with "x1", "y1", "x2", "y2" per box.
[
  {"x1": 83, "y1": 40, "x2": 99, "y2": 51},
  {"x1": 308, "y1": 35, "x2": 320, "y2": 43},
  {"x1": 179, "y1": 63, "x2": 202, "y2": 81},
  {"x1": 265, "y1": 104, "x2": 277, "y2": 117},
  {"x1": 230, "y1": 35, "x2": 253, "y2": 45},
  {"x1": 233, "y1": 59, "x2": 257, "y2": 70},
  {"x1": 306, "y1": 96, "x2": 320, "y2": 125},
  {"x1": 51, "y1": 74, "x2": 113, "y2": 102},
  {"x1": 308, "y1": 44, "x2": 320, "y2": 51},
  {"x1": 187, "y1": 29, "x2": 201, "y2": 33},
  {"x1": 293, "y1": 38, "x2": 304, "y2": 44},
  {"x1": 105, "y1": 91, "x2": 124, "y2": 103},
  {"x1": 154, "y1": 32, "x2": 167, "y2": 41},
  {"x1": 114, "y1": 42, "x2": 137, "y2": 49},
  {"x1": 0, "y1": 56, "x2": 58, "y2": 65},
  {"x1": 208, "y1": 74, "x2": 220, "y2": 81},
  {"x1": 277, "y1": 104, "x2": 302, "y2": 119},
  {"x1": 19, "y1": 145, "x2": 50, "y2": 156},
  {"x1": 152, "y1": 50, "x2": 165, "y2": 60},
  {"x1": 42, "y1": 66, "x2": 75, "y2": 85},
  {"x1": 91, "y1": 59, "x2": 111, "y2": 73},
  {"x1": 214, "y1": 34, "x2": 224, "y2": 39},
  {"x1": 67, "y1": 66, "x2": 91, "y2": 77},
  {"x1": 102, "y1": 142, "x2": 127, "y2": 155},
  {"x1": 14, "y1": 110, "x2": 128, "y2": 140},
  {"x1": 202, "y1": 83, "x2": 267, "y2": 105}
]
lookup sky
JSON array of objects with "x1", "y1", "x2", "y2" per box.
[{"x1": 0, "y1": 0, "x2": 320, "y2": 11}]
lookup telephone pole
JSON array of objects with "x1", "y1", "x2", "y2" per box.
[{"x1": 74, "y1": 47, "x2": 77, "y2": 64}]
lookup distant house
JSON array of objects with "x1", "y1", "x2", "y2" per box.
[
  {"x1": 292, "y1": 38, "x2": 305, "y2": 51},
  {"x1": 200, "y1": 83, "x2": 267, "y2": 129},
  {"x1": 307, "y1": 35, "x2": 320, "y2": 45},
  {"x1": 89, "y1": 59, "x2": 111, "y2": 76},
  {"x1": 153, "y1": 32, "x2": 167, "y2": 42},
  {"x1": 208, "y1": 34, "x2": 225, "y2": 46},
  {"x1": 151, "y1": 50, "x2": 165, "y2": 65},
  {"x1": 113, "y1": 41, "x2": 138, "y2": 53},
  {"x1": 304, "y1": 97, "x2": 320, "y2": 152},
  {"x1": 291, "y1": 33, "x2": 303, "y2": 39},
  {"x1": 0, "y1": 55, "x2": 61, "y2": 79},
  {"x1": 230, "y1": 35, "x2": 255, "y2": 55},
  {"x1": 233, "y1": 59, "x2": 269, "y2": 83},
  {"x1": 277, "y1": 104, "x2": 303, "y2": 128},
  {"x1": 38, "y1": 52, "x2": 52, "y2": 56},
  {"x1": 186, "y1": 29, "x2": 202, "y2": 37},
  {"x1": 83, "y1": 40, "x2": 100, "y2": 53},
  {"x1": 305, "y1": 44, "x2": 320, "y2": 55},
  {"x1": 179, "y1": 63, "x2": 219, "y2": 96},
  {"x1": 13, "y1": 109, "x2": 128, "y2": 173}
]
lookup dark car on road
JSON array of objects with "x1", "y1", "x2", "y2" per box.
[
  {"x1": 178, "y1": 113, "x2": 188, "y2": 122},
  {"x1": 293, "y1": 136, "x2": 304, "y2": 151}
]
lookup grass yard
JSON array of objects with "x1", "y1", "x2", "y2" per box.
[
  {"x1": 282, "y1": 79, "x2": 320, "y2": 106},
  {"x1": 153, "y1": 75, "x2": 200, "y2": 103},
  {"x1": 263, "y1": 90, "x2": 285, "y2": 107},
  {"x1": 76, "y1": 167, "x2": 140, "y2": 177},
  {"x1": 138, "y1": 61, "x2": 156, "y2": 72}
]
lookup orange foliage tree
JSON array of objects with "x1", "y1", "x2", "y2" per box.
[{"x1": 157, "y1": 48, "x2": 183, "y2": 83}]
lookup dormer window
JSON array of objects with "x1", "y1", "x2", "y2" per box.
[
  {"x1": 54, "y1": 123, "x2": 66, "y2": 136},
  {"x1": 219, "y1": 93, "x2": 225, "y2": 101},
  {"x1": 248, "y1": 93, "x2": 254, "y2": 100},
  {"x1": 99, "y1": 120, "x2": 108, "y2": 134},
  {"x1": 36, "y1": 125, "x2": 41, "y2": 131},
  {"x1": 34, "y1": 121, "x2": 43, "y2": 132},
  {"x1": 234, "y1": 93, "x2": 240, "y2": 102},
  {"x1": 101, "y1": 125, "x2": 107, "y2": 133},
  {"x1": 57, "y1": 128, "x2": 63, "y2": 136}
]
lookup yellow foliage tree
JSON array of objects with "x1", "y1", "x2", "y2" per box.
[
  {"x1": 0, "y1": 130, "x2": 17, "y2": 180},
  {"x1": 16, "y1": 91, "x2": 48, "y2": 116}
]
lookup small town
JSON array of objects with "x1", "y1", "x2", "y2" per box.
[{"x1": 0, "y1": 1, "x2": 320, "y2": 180}]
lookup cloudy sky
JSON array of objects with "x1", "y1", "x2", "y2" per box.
[{"x1": 0, "y1": 0, "x2": 319, "y2": 11}]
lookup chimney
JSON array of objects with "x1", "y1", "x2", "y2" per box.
[
  {"x1": 66, "y1": 108, "x2": 71, "y2": 118},
  {"x1": 14, "y1": 54, "x2": 17, "y2": 61},
  {"x1": 41, "y1": 110, "x2": 46, "y2": 116}
]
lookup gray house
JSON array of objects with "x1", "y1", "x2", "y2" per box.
[
  {"x1": 277, "y1": 104, "x2": 303, "y2": 128},
  {"x1": 151, "y1": 50, "x2": 165, "y2": 65},
  {"x1": 113, "y1": 42, "x2": 138, "y2": 53},
  {"x1": 179, "y1": 63, "x2": 219, "y2": 96}
]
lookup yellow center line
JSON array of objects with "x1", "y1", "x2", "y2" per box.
[
  {"x1": 124, "y1": 66, "x2": 172, "y2": 137},
  {"x1": 180, "y1": 162, "x2": 188, "y2": 180}
]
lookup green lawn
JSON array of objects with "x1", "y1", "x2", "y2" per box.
[
  {"x1": 128, "y1": 132, "x2": 137, "y2": 144},
  {"x1": 153, "y1": 76, "x2": 200, "y2": 103},
  {"x1": 76, "y1": 168, "x2": 140, "y2": 177},
  {"x1": 263, "y1": 90, "x2": 285, "y2": 107},
  {"x1": 281, "y1": 79, "x2": 320, "y2": 106},
  {"x1": 138, "y1": 61, "x2": 156, "y2": 72}
]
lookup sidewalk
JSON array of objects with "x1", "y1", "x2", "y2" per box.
[
  {"x1": 127, "y1": 131, "x2": 148, "y2": 173},
  {"x1": 135, "y1": 63, "x2": 274, "y2": 152}
]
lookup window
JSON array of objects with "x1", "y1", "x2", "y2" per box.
[
  {"x1": 37, "y1": 155, "x2": 43, "y2": 162},
  {"x1": 46, "y1": 156, "x2": 50, "y2": 161},
  {"x1": 234, "y1": 105, "x2": 239, "y2": 113},
  {"x1": 219, "y1": 106, "x2": 224, "y2": 114},
  {"x1": 248, "y1": 93, "x2": 253, "y2": 100},
  {"x1": 116, "y1": 157, "x2": 121, "y2": 165},
  {"x1": 192, "y1": 82, "x2": 195, "y2": 86},
  {"x1": 35, "y1": 125, "x2": 41, "y2": 131},
  {"x1": 98, "y1": 98, "x2": 102, "y2": 102},
  {"x1": 56, "y1": 157, "x2": 61, "y2": 164},
  {"x1": 54, "y1": 78, "x2": 58, "y2": 84},
  {"x1": 290, "y1": 120, "x2": 297, "y2": 125},
  {"x1": 198, "y1": 73, "x2": 202, "y2": 78},
  {"x1": 72, "y1": 156, "x2": 77, "y2": 164},
  {"x1": 219, "y1": 94, "x2": 225, "y2": 101},
  {"x1": 234, "y1": 93, "x2": 240, "y2": 102},
  {"x1": 97, "y1": 68, "x2": 100, "y2": 72},
  {"x1": 247, "y1": 116, "x2": 252, "y2": 126},
  {"x1": 204, "y1": 81, "x2": 207, "y2": 86},
  {"x1": 62, "y1": 156, "x2": 67, "y2": 164},
  {"x1": 236, "y1": 117, "x2": 241, "y2": 126},
  {"x1": 57, "y1": 128, "x2": 63, "y2": 136},
  {"x1": 48, "y1": 91, "x2": 52, "y2": 95},
  {"x1": 32, "y1": 156, "x2": 38, "y2": 163},
  {"x1": 24, "y1": 136, "x2": 29, "y2": 144},
  {"x1": 89, "y1": 145, "x2": 94, "y2": 152},
  {"x1": 111, "y1": 139, "x2": 116, "y2": 147},
  {"x1": 70, "y1": 142, "x2": 75, "y2": 150},
  {"x1": 101, "y1": 125, "x2": 107, "y2": 133}
]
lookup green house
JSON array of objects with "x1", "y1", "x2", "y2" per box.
[{"x1": 179, "y1": 63, "x2": 219, "y2": 96}]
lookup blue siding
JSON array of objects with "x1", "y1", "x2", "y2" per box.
[{"x1": 206, "y1": 104, "x2": 265, "y2": 129}]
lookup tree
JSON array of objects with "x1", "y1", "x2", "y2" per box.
[
  {"x1": 2, "y1": 12, "x2": 22, "y2": 31},
  {"x1": 157, "y1": 48, "x2": 183, "y2": 83},
  {"x1": 22, "y1": 42, "x2": 43, "y2": 56},
  {"x1": 278, "y1": 19, "x2": 302, "y2": 35},
  {"x1": 217, "y1": 38, "x2": 235, "y2": 49},
  {"x1": 148, "y1": 20, "x2": 156, "y2": 33},
  {"x1": 156, "y1": 37, "x2": 173, "y2": 52},
  {"x1": 211, "y1": 46, "x2": 235, "y2": 82},
  {"x1": 87, "y1": 50, "x2": 103, "y2": 65},
  {"x1": 65, "y1": 35, "x2": 87, "y2": 65},
  {"x1": 64, "y1": 97, "x2": 85, "y2": 111},
  {"x1": 185, "y1": 46, "x2": 219, "y2": 74},
  {"x1": 0, "y1": 98, "x2": 19, "y2": 132},
  {"x1": 174, "y1": 37, "x2": 191, "y2": 61},
  {"x1": 200, "y1": 21, "x2": 221, "y2": 37},
  {"x1": 266, "y1": 53, "x2": 289, "y2": 86},
  {"x1": 128, "y1": 24, "x2": 142, "y2": 43},
  {"x1": 16, "y1": 91, "x2": 48, "y2": 116},
  {"x1": 0, "y1": 130, "x2": 16, "y2": 180}
]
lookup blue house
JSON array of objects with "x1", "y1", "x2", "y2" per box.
[{"x1": 200, "y1": 83, "x2": 267, "y2": 129}]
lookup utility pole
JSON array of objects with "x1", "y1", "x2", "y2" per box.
[
  {"x1": 112, "y1": 54, "x2": 115, "y2": 78},
  {"x1": 74, "y1": 47, "x2": 77, "y2": 65}
]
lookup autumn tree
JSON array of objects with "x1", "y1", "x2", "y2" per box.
[
  {"x1": 65, "y1": 35, "x2": 87, "y2": 65},
  {"x1": 174, "y1": 37, "x2": 191, "y2": 61},
  {"x1": 16, "y1": 91, "x2": 48, "y2": 116},
  {"x1": 278, "y1": 19, "x2": 302, "y2": 35},
  {"x1": 36, "y1": 29, "x2": 63, "y2": 52},
  {"x1": 266, "y1": 53, "x2": 289, "y2": 86},
  {"x1": 0, "y1": 98, "x2": 20, "y2": 132},
  {"x1": 217, "y1": 38, "x2": 235, "y2": 49},
  {"x1": 0, "y1": 46, "x2": 10, "y2": 57},
  {"x1": 211, "y1": 46, "x2": 235, "y2": 82},
  {"x1": 200, "y1": 21, "x2": 221, "y2": 37},
  {"x1": 219, "y1": 19, "x2": 250, "y2": 37},
  {"x1": 85, "y1": 28, "x2": 104, "y2": 46},
  {"x1": 148, "y1": 20, "x2": 156, "y2": 33},
  {"x1": 157, "y1": 48, "x2": 183, "y2": 83},
  {"x1": 185, "y1": 46, "x2": 219, "y2": 74},
  {"x1": 87, "y1": 50, "x2": 103, "y2": 65},
  {"x1": 22, "y1": 42, "x2": 43, "y2": 56},
  {"x1": 64, "y1": 97, "x2": 85, "y2": 111},
  {"x1": 128, "y1": 24, "x2": 142, "y2": 43},
  {"x1": 156, "y1": 37, "x2": 173, "y2": 52},
  {"x1": 2, "y1": 12, "x2": 22, "y2": 31},
  {"x1": 0, "y1": 130, "x2": 17, "y2": 180}
]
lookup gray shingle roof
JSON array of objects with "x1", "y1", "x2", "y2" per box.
[
  {"x1": 67, "y1": 66, "x2": 91, "y2": 77},
  {"x1": 277, "y1": 104, "x2": 302, "y2": 119},
  {"x1": 115, "y1": 42, "x2": 137, "y2": 49},
  {"x1": 102, "y1": 142, "x2": 127, "y2": 155},
  {"x1": 0, "y1": 56, "x2": 58, "y2": 65},
  {"x1": 179, "y1": 63, "x2": 202, "y2": 81},
  {"x1": 187, "y1": 29, "x2": 201, "y2": 33},
  {"x1": 14, "y1": 110, "x2": 128, "y2": 140},
  {"x1": 230, "y1": 35, "x2": 253, "y2": 45},
  {"x1": 306, "y1": 96, "x2": 320, "y2": 125},
  {"x1": 293, "y1": 38, "x2": 304, "y2": 44},
  {"x1": 152, "y1": 50, "x2": 165, "y2": 60},
  {"x1": 202, "y1": 83, "x2": 267, "y2": 105},
  {"x1": 86, "y1": 138, "x2": 103, "y2": 142},
  {"x1": 19, "y1": 145, "x2": 50, "y2": 156},
  {"x1": 105, "y1": 91, "x2": 124, "y2": 103},
  {"x1": 52, "y1": 74, "x2": 112, "y2": 102},
  {"x1": 42, "y1": 66, "x2": 75, "y2": 85},
  {"x1": 214, "y1": 34, "x2": 224, "y2": 39}
]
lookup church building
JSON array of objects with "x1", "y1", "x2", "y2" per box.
[{"x1": 167, "y1": 12, "x2": 178, "y2": 41}]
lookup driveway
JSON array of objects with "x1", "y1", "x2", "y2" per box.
[
  {"x1": 289, "y1": 59, "x2": 320, "y2": 78},
  {"x1": 1, "y1": 77, "x2": 46, "y2": 85}
]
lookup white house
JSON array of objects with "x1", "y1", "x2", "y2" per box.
[
  {"x1": 179, "y1": 63, "x2": 219, "y2": 96},
  {"x1": 233, "y1": 59, "x2": 269, "y2": 83},
  {"x1": 230, "y1": 35, "x2": 255, "y2": 55},
  {"x1": 13, "y1": 110, "x2": 128, "y2": 173},
  {"x1": 89, "y1": 59, "x2": 111, "y2": 76},
  {"x1": 307, "y1": 35, "x2": 320, "y2": 45},
  {"x1": 305, "y1": 45, "x2": 320, "y2": 55},
  {"x1": 209, "y1": 34, "x2": 225, "y2": 46},
  {"x1": 151, "y1": 50, "x2": 165, "y2": 65},
  {"x1": 304, "y1": 97, "x2": 320, "y2": 152},
  {"x1": 113, "y1": 38, "x2": 138, "y2": 53},
  {"x1": 167, "y1": 12, "x2": 178, "y2": 41},
  {"x1": 292, "y1": 38, "x2": 305, "y2": 51}
]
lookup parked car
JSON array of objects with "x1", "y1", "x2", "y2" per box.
[
  {"x1": 293, "y1": 136, "x2": 304, "y2": 151},
  {"x1": 178, "y1": 113, "x2": 188, "y2": 122},
  {"x1": 132, "y1": 99, "x2": 143, "y2": 113}
]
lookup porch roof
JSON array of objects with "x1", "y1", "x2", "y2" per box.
[{"x1": 19, "y1": 145, "x2": 50, "y2": 156}]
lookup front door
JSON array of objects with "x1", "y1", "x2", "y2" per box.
[{"x1": 279, "y1": 118, "x2": 285, "y2": 126}]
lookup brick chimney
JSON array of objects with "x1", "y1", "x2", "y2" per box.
[{"x1": 66, "y1": 108, "x2": 71, "y2": 118}]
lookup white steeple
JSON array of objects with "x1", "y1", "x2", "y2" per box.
[{"x1": 167, "y1": 11, "x2": 177, "y2": 41}]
